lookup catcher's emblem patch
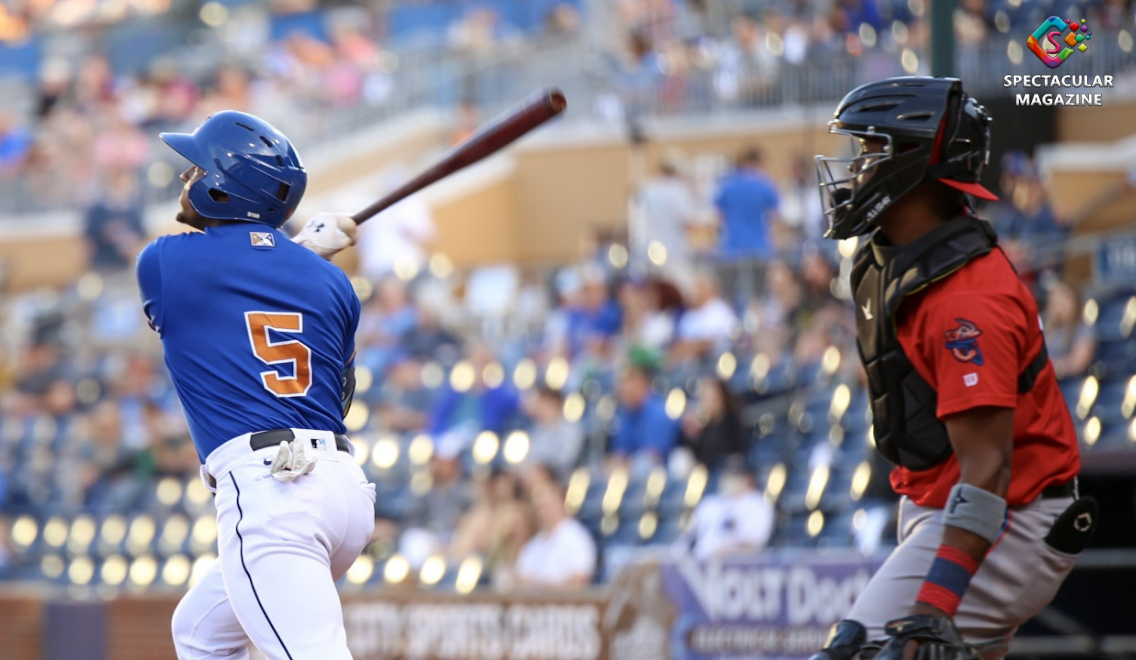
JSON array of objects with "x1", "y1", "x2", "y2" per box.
[
  {"x1": 250, "y1": 232, "x2": 276, "y2": 247},
  {"x1": 944, "y1": 318, "x2": 984, "y2": 365}
]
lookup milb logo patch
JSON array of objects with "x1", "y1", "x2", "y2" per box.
[
  {"x1": 1028, "y1": 16, "x2": 1092, "y2": 69},
  {"x1": 250, "y1": 232, "x2": 276, "y2": 247},
  {"x1": 944, "y1": 318, "x2": 984, "y2": 365}
]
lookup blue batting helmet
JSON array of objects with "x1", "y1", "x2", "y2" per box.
[{"x1": 160, "y1": 111, "x2": 307, "y2": 228}]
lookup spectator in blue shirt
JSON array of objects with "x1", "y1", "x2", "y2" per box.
[
  {"x1": 428, "y1": 341, "x2": 520, "y2": 439},
  {"x1": 609, "y1": 359, "x2": 679, "y2": 471},
  {"x1": 713, "y1": 147, "x2": 781, "y2": 260},
  {"x1": 562, "y1": 265, "x2": 623, "y2": 358}
]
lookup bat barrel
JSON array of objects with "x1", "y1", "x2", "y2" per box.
[{"x1": 351, "y1": 88, "x2": 567, "y2": 224}]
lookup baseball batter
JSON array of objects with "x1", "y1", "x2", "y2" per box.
[
  {"x1": 136, "y1": 110, "x2": 370, "y2": 659},
  {"x1": 808, "y1": 77, "x2": 1097, "y2": 660}
]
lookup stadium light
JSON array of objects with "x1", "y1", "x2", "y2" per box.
[
  {"x1": 455, "y1": 557, "x2": 482, "y2": 594},
  {"x1": 564, "y1": 469, "x2": 589, "y2": 515},
  {"x1": 1077, "y1": 376, "x2": 1099, "y2": 420},
  {"x1": 41, "y1": 555, "x2": 64, "y2": 580},
  {"x1": 351, "y1": 437, "x2": 369, "y2": 466},
  {"x1": 156, "y1": 477, "x2": 183, "y2": 507},
  {"x1": 68, "y1": 557, "x2": 94, "y2": 586},
  {"x1": 829, "y1": 425, "x2": 845, "y2": 447},
  {"x1": 472, "y1": 431, "x2": 499, "y2": 464},
  {"x1": 344, "y1": 404, "x2": 369, "y2": 432},
  {"x1": 11, "y1": 516, "x2": 37, "y2": 552},
  {"x1": 644, "y1": 467, "x2": 666, "y2": 508},
  {"x1": 346, "y1": 555, "x2": 374, "y2": 585},
  {"x1": 807, "y1": 511, "x2": 825, "y2": 537},
  {"x1": 850, "y1": 462, "x2": 872, "y2": 501},
  {"x1": 158, "y1": 515, "x2": 189, "y2": 556},
  {"x1": 603, "y1": 468, "x2": 629, "y2": 516},
  {"x1": 191, "y1": 516, "x2": 219, "y2": 555},
  {"x1": 685, "y1": 464, "x2": 708, "y2": 509},
  {"x1": 450, "y1": 361, "x2": 475, "y2": 393},
  {"x1": 68, "y1": 515, "x2": 97, "y2": 556},
  {"x1": 420, "y1": 555, "x2": 446, "y2": 586},
  {"x1": 482, "y1": 362, "x2": 505, "y2": 389},
  {"x1": 829, "y1": 384, "x2": 851, "y2": 423},
  {"x1": 821, "y1": 347, "x2": 841, "y2": 376},
  {"x1": 1122, "y1": 376, "x2": 1136, "y2": 419},
  {"x1": 638, "y1": 512, "x2": 658, "y2": 540},
  {"x1": 665, "y1": 388, "x2": 686, "y2": 420},
  {"x1": 163, "y1": 555, "x2": 191, "y2": 587},
  {"x1": 408, "y1": 434, "x2": 434, "y2": 465},
  {"x1": 1122, "y1": 298, "x2": 1136, "y2": 338},
  {"x1": 513, "y1": 359, "x2": 537, "y2": 390},
  {"x1": 562, "y1": 393, "x2": 585, "y2": 423},
  {"x1": 805, "y1": 466, "x2": 830, "y2": 511},
  {"x1": 126, "y1": 516, "x2": 157, "y2": 557},
  {"x1": 765, "y1": 464, "x2": 787, "y2": 504},
  {"x1": 384, "y1": 555, "x2": 410, "y2": 584},
  {"x1": 429, "y1": 253, "x2": 454, "y2": 279},
  {"x1": 349, "y1": 277, "x2": 373, "y2": 301},
  {"x1": 716, "y1": 352, "x2": 737, "y2": 380},
  {"x1": 185, "y1": 479, "x2": 212, "y2": 510},
  {"x1": 130, "y1": 556, "x2": 159, "y2": 589},
  {"x1": 372, "y1": 436, "x2": 400, "y2": 469},
  {"x1": 545, "y1": 358, "x2": 569, "y2": 391},
  {"x1": 354, "y1": 366, "x2": 374, "y2": 394},
  {"x1": 502, "y1": 431, "x2": 530, "y2": 464},
  {"x1": 44, "y1": 517, "x2": 68, "y2": 549},
  {"x1": 1084, "y1": 417, "x2": 1101, "y2": 447},
  {"x1": 102, "y1": 555, "x2": 128, "y2": 587}
]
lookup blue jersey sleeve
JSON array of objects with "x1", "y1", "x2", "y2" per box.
[{"x1": 136, "y1": 239, "x2": 165, "y2": 335}]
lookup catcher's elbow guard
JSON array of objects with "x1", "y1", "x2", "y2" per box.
[{"x1": 808, "y1": 619, "x2": 869, "y2": 660}]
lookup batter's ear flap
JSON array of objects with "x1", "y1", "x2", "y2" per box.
[{"x1": 1044, "y1": 496, "x2": 1098, "y2": 555}]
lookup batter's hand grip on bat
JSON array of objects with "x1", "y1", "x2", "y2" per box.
[{"x1": 351, "y1": 88, "x2": 567, "y2": 224}]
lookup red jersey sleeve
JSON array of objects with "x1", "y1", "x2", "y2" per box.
[{"x1": 898, "y1": 291, "x2": 1027, "y2": 418}]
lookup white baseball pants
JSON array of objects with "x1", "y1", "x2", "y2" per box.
[{"x1": 172, "y1": 430, "x2": 376, "y2": 660}]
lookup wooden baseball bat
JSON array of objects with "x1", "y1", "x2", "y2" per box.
[{"x1": 352, "y1": 88, "x2": 567, "y2": 223}]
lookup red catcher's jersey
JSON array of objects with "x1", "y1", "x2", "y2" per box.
[{"x1": 890, "y1": 248, "x2": 1080, "y2": 508}]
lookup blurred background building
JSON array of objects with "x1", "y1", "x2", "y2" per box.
[{"x1": 0, "y1": 1, "x2": 1135, "y2": 659}]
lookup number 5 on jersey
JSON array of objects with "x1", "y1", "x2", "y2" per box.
[{"x1": 245, "y1": 312, "x2": 312, "y2": 397}]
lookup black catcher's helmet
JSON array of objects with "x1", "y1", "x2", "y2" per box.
[{"x1": 815, "y1": 76, "x2": 997, "y2": 240}]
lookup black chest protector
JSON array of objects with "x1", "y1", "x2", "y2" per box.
[{"x1": 851, "y1": 216, "x2": 1049, "y2": 470}]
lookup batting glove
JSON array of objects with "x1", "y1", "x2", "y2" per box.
[
  {"x1": 269, "y1": 439, "x2": 318, "y2": 483},
  {"x1": 292, "y1": 212, "x2": 358, "y2": 259}
]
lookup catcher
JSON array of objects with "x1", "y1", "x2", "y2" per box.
[{"x1": 808, "y1": 77, "x2": 1096, "y2": 660}]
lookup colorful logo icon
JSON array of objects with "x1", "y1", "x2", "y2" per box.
[
  {"x1": 944, "y1": 318, "x2": 984, "y2": 365},
  {"x1": 1028, "y1": 16, "x2": 1092, "y2": 68}
]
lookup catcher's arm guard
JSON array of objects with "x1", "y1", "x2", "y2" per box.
[{"x1": 875, "y1": 615, "x2": 979, "y2": 660}]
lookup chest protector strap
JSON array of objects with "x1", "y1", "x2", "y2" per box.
[{"x1": 852, "y1": 216, "x2": 1045, "y2": 471}]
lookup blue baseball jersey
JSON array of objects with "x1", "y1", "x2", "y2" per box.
[{"x1": 136, "y1": 222, "x2": 360, "y2": 461}]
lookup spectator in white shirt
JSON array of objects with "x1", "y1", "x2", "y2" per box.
[
  {"x1": 514, "y1": 480, "x2": 597, "y2": 587},
  {"x1": 678, "y1": 457, "x2": 775, "y2": 560},
  {"x1": 630, "y1": 156, "x2": 699, "y2": 271},
  {"x1": 672, "y1": 271, "x2": 739, "y2": 363}
]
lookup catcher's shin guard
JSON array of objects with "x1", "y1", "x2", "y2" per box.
[{"x1": 808, "y1": 619, "x2": 869, "y2": 660}]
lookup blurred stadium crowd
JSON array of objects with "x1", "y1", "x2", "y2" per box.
[
  {"x1": 0, "y1": 0, "x2": 1135, "y2": 597},
  {"x1": 1, "y1": 137, "x2": 1134, "y2": 593},
  {"x1": 5, "y1": 0, "x2": 1136, "y2": 214}
]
